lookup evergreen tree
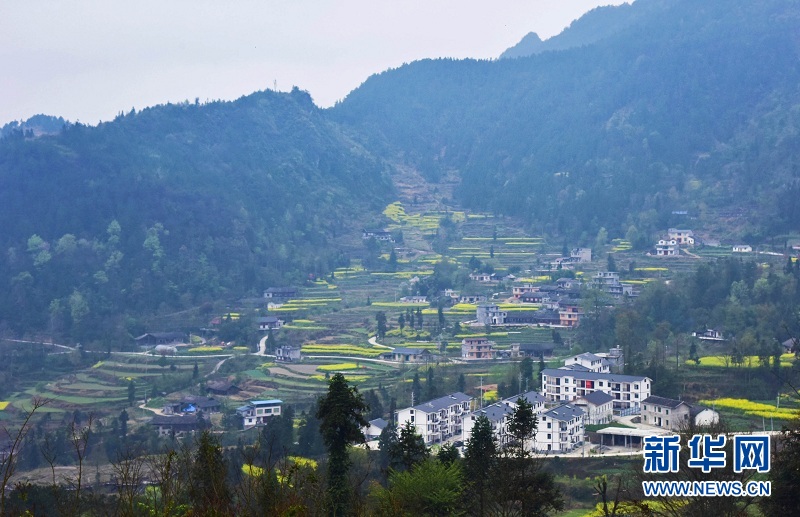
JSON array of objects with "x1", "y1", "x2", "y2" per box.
[
  {"x1": 189, "y1": 430, "x2": 232, "y2": 515},
  {"x1": 316, "y1": 373, "x2": 368, "y2": 516},
  {"x1": 411, "y1": 372, "x2": 422, "y2": 404},
  {"x1": 464, "y1": 415, "x2": 497, "y2": 516},
  {"x1": 375, "y1": 311, "x2": 387, "y2": 340},
  {"x1": 397, "y1": 421, "x2": 429, "y2": 472}
]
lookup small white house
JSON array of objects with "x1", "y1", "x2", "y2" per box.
[
  {"x1": 573, "y1": 391, "x2": 614, "y2": 425},
  {"x1": 237, "y1": 399, "x2": 282, "y2": 429},
  {"x1": 732, "y1": 245, "x2": 752, "y2": 253}
]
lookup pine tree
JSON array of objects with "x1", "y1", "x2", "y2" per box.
[
  {"x1": 464, "y1": 415, "x2": 497, "y2": 515},
  {"x1": 316, "y1": 373, "x2": 368, "y2": 516}
]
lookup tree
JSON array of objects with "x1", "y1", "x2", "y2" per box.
[
  {"x1": 416, "y1": 307, "x2": 423, "y2": 330},
  {"x1": 411, "y1": 372, "x2": 422, "y2": 404},
  {"x1": 189, "y1": 430, "x2": 232, "y2": 515},
  {"x1": 398, "y1": 313, "x2": 405, "y2": 334},
  {"x1": 377, "y1": 422, "x2": 401, "y2": 475},
  {"x1": 370, "y1": 458, "x2": 464, "y2": 516},
  {"x1": 463, "y1": 415, "x2": 496, "y2": 516},
  {"x1": 127, "y1": 380, "x2": 136, "y2": 406},
  {"x1": 761, "y1": 417, "x2": 800, "y2": 516},
  {"x1": 607, "y1": 254, "x2": 617, "y2": 272},
  {"x1": 119, "y1": 409, "x2": 129, "y2": 437},
  {"x1": 396, "y1": 421, "x2": 429, "y2": 472},
  {"x1": 193, "y1": 362, "x2": 199, "y2": 379},
  {"x1": 266, "y1": 329, "x2": 276, "y2": 353},
  {"x1": 316, "y1": 373, "x2": 368, "y2": 516},
  {"x1": 437, "y1": 443, "x2": 460, "y2": 466},
  {"x1": 376, "y1": 311, "x2": 387, "y2": 341}
]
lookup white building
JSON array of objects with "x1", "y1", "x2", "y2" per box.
[
  {"x1": 570, "y1": 248, "x2": 592, "y2": 263},
  {"x1": 396, "y1": 392, "x2": 473, "y2": 445},
  {"x1": 476, "y1": 303, "x2": 507, "y2": 325},
  {"x1": 668, "y1": 228, "x2": 695, "y2": 245},
  {"x1": 236, "y1": 399, "x2": 282, "y2": 429},
  {"x1": 563, "y1": 352, "x2": 610, "y2": 373},
  {"x1": 363, "y1": 418, "x2": 389, "y2": 441},
  {"x1": 573, "y1": 391, "x2": 614, "y2": 425},
  {"x1": 641, "y1": 396, "x2": 720, "y2": 431},
  {"x1": 732, "y1": 245, "x2": 752, "y2": 253},
  {"x1": 541, "y1": 369, "x2": 651, "y2": 410},
  {"x1": 462, "y1": 391, "x2": 546, "y2": 448},
  {"x1": 536, "y1": 404, "x2": 585, "y2": 453},
  {"x1": 656, "y1": 239, "x2": 679, "y2": 256}
]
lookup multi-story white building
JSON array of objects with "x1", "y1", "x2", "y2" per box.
[
  {"x1": 668, "y1": 228, "x2": 695, "y2": 245},
  {"x1": 476, "y1": 303, "x2": 507, "y2": 325},
  {"x1": 656, "y1": 239, "x2": 679, "y2": 256},
  {"x1": 541, "y1": 369, "x2": 651, "y2": 410},
  {"x1": 573, "y1": 391, "x2": 614, "y2": 425},
  {"x1": 396, "y1": 392, "x2": 473, "y2": 445},
  {"x1": 236, "y1": 399, "x2": 282, "y2": 429},
  {"x1": 563, "y1": 352, "x2": 610, "y2": 373},
  {"x1": 536, "y1": 404, "x2": 585, "y2": 453},
  {"x1": 462, "y1": 391, "x2": 546, "y2": 447}
]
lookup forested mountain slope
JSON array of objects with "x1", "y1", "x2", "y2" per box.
[
  {"x1": 332, "y1": 0, "x2": 800, "y2": 242},
  {"x1": 0, "y1": 88, "x2": 393, "y2": 341}
]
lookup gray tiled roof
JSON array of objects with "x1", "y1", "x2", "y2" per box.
[
  {"x1": 543, "y1": 404, "x2": 584, "y2": 421},
  {"x1": 412, "y1": 392, "x2": 472, "y2": 412},
  {"x1": 580, "y1": 391, "x2": 614, "y2": 406},
  {"x1": 542, "y1": 368, "x2": 650, "y2": 383},
  {"x1": 504, "y1": 391, "x2": 546, "y2": 406},
  {"x1": 642, "y1": 395, "x2": 686, "y2": 409}
]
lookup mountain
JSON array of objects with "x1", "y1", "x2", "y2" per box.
[
  {"x1": 0, "y1": 88, "x2": 393, "y2": 340},
  {"x1": 0, "y1": 114, "x2": 68, "y2": 139},
  {"x1": 332, "y1": 0, "x2": 800, "y2": 242},
  {"x1": 500, "y1": 3, "x2": 638, "y2": 59}
]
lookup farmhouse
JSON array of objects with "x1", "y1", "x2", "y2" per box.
[
  {"x1": 591, "y1": 272, "x2": 634, "y2": 298},
  {"x1": 512, "y1": 284, "x2": 538, "y2": 298},
  {"x1": 135, "y1": 332, "x2": 187, "y2": 347},
  {"x1": 163, "y1": 396, "x2": 221, "y2": 415},
  {"x1": 206, "y1": 380, "x2": 241, "y2": 396},
  {"x1": 383, "y1": 347, "x2": 433, "y2": 363},
  {"x1": 461, "y1": 337, "x2": 495, "y2": 361},
  {"x1": 362, "y1": 229, "x2": 393, "y2": 241},
  {"x1": 459, "y1": 294, "x2": 487, "y2": 304},
  {"x1": 641, "y1": 396, "x2": 720, "y2": 430},
  {"x1": 692, "y1": 329, "x2": 725, "y2": 341},
  {"x1": 558, "y1": 303, "x2": 582, "y2": 327},
  {"x1": 396, "y1": 392, "x2": 473, "y2": 445},
  {"x1": 257, "y1": 316, "x2": 283, "y2": 331},
  {"x1": 275, "y1": 345, "x2": 302, "y2": 362},
  {"x1": 511, "y1": 342, "x2": 555, "y2": 358},
  {"x1": 732, "y1": 245, "x2": 753, "y2": 253},
  {"x1": 570, "y1": 248, "x2": 592, "y2": 263},
  {"x1": 519, "y1": 291, "x2": 549, "y2": 304},
  {"x1": 263, "y1": 287, "x2": 297, "y2": 300},
  {"x1": 150, "y1": 415, "x2": 203, "y2": 437},
  {"x1": 476, "y1": 303, "x2": 507, "y2": 325},
  {"x1": 542, "y1": 369, "x2": 651, "y2": 410},
  {"x1": 237, "y1": 399, "x2": 283, "y2": 429},
  {"x1": 668, "y1": 228, "x2": 695, "y2": 245},
  {"x1": 469, "y1": 272, "x2": 496, "y2": 283},
  {"x1": 363, "y1": 418, "x2": 389, "y2": 441},
  {"x1": 564, "y1": 353, "x2": 610, "y2": 373},
  {"x1": 656, "y1": 239, "x2": 679, "y2": 256}
]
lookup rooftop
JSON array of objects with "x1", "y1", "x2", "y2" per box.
[{"x1": 411, "y1": 392, "x2": 472, "y2": 412}]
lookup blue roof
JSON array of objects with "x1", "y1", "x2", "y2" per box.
[{"x1": 251, "y1": 399, "x2": 282, "y2": 405}]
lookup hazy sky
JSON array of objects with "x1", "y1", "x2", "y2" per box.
[{"x1": 1, "y1": 1, "x2": 626, "y2": 125}]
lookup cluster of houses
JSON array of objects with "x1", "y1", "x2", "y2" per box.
[{"x1": 361, "y1": 349, "x2": 718, "y2": 455}]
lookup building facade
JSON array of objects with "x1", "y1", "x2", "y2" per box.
[
  {"x1": 541, "y1": 369, "x2": 651, "y2": 410},
  {"x1": 536, "y1": 404, "x2": 585, "y2": 453},
  {"x1": 237, "y1": 399, "x2": 283, "y2": 429},
  {"x1": 396, "y1": 393, "x2": 473, "y2": 445}
]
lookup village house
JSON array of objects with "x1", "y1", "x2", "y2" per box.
[
  {"x1": 150, "y1": 415, "x2": 203, "y2": 437},
  {"x1": 135, "y1": 332, "x2": 187, "y2": 347},
  {"x1": 541, "y1": 369, "x2": 652, "y2": 410},
  {"x1": 362, "y1": 418, "x2": 389, "y2": 441},
  {"x1": 462, "y1": 391, "x2": 546, "y2": 448},
  {"x1": 459, "y1": 294, "x2": 488, "y2": 304},
  {"x1": 362, "y1": 228, "x2": 394, "y2": 241},
  {"x1": 558, "y1": 303, "x2": 582, "y2": 327},
  {"x1": 641, "y1": 396, "x2": 719, "y2": 430},
  {"x1": 536, "y1": 404, "x2": 585, "y2": 453},
  {"x1": 257, "y1": 316, "x2": 283, "y2": 331},
  {"x1": 512, "y1": 284, "x2": 538, "y2": 298},
  {"x1": 573, "y1": 391, "x2": 614, "y2": 425},
  {"x1": 692, "y1": 329, "x2": 725, "y2": 341},
  {"x1": 275, "y1": 345, "x2": 302, "y2": 362},
  {"x1": 732, "y1": 244, "x2": 753, "y2": 253},
  {"x1": 205, "y1": 380, "x2": 242, "y2": 396},
  {"x1": 564, "y1": 352, "x2": 610, "y2": 373},
  {"x1": 668, "y1": 228, "x2": 695, "y2": 245},
  {"x1": 382, "y1": 347, "x2": 433, "y2": 363},
  {"x1": 263, "y1": 287, "x2": 297, "y2": 300},
  {"x1": 396, "y1": 392, "x2": 473, "y2": 445},
  {"x1": 656, "y1": 238, "x2": 680, "y2": 256},
  {"x1": 595, "y1": 346, "x2": 625, "y2": 372},
  {"x1": 461, "y1": 337, "x2": 495, "y2": 360},
  {"x1": 469, "y1": 272, "x2": 497, "y2": 283},
  {"x1": 163, "y1": 396, "x2": 221, "y2": 416},
  {"x1": 570, "y1": 248, "x2": 592, "y2": 263},
  {"x1": 504, "y1": 311, "x2": 544, "y2": 325},
  {"x1": 591, "y1": 271, "x2": 634, "y2": 298},
  {"x1": 511, "y1": 342, "x2": 555, "y2": 358},
  {"x1": 399, "y1": 296, "x2": 428, "y2": 304},
  {"x1": 476, "y1": 303, "x2": 507, "y2": 325},
  {"x1": 237, "y1": 399, "x2": 283, "y2": 429},
  {"x1": 519, "y1": 291, "x2": 549, "y2": 304}
]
